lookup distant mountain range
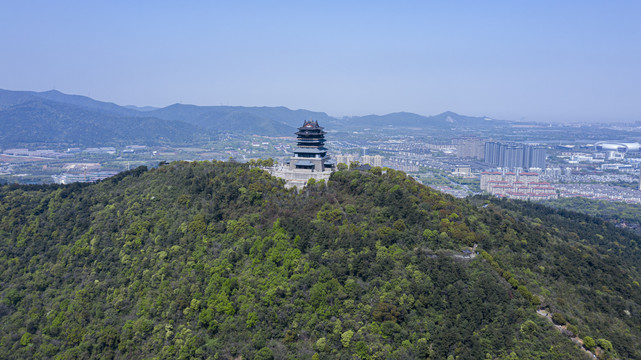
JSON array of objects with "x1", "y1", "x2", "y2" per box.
[
  {"x1": 341, "y1": 111, "x2": 504, "y2": 130},
  {"x1": 146, "y1": 104, "x2": 298, "y2": 136},
  {"x1": 0, "y1": 89, "x2": 140, "y2": 117},
  {"x1": 0, "y1": 99, "x2": 205, "y2": 147},
  {"x1": 0, "y1": 89, "x2": 505, "y2": 147}
]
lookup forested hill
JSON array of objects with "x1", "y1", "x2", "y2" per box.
[
  {"x1": 0, "y1": 99, "x2": 208, "y2": 147},
  {"x1": 1, "y1": 162, "x2": 639, "y2": 359},
  {"x1": 541, "y1": 197, "x2": 641, "y2": 233}
]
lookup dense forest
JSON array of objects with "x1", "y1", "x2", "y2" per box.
[
  {"x1": 542, "y1": 197, "x2": 641, "y2": 233},
  {"x1": 1, "y1": 161, "x2": 639, "y2": 359}
]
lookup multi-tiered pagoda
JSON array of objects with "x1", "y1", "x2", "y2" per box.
[{"x1": 289, "y1": 120, "x2": 335, "y2": 172}]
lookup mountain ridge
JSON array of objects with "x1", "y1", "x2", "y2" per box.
[
  {"x1": 0, "y1": 89, "x2": 509, "y2": 142},
  {"x1": 0, "y1": 98, "x2": 207, "y2": 147},
  {"x1": 0, "y1": 89, "x2": 140, "y2": 117},
  {"x1": 342, "y1": 110, "x2": 505, "y2": 130}
]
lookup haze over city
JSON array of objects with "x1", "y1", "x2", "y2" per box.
[{"x1": 2, "y1": 1, "x2": 640, "y2": 123}]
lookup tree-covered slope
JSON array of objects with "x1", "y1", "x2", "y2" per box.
[
  {"x1": 0, "y1": 162, "x2": 638, "y2": 359},
  {"x1": 471, "y1": 196, "x2": 641, "y2": 358},
  {"x1": 147, "y1": 104, "x2": 298, "y2": 136},
  {"x1": 0, "y1": 100, "x2": 208, "y2": 147},
  {"x1": 541, "y1": 197, "x2": 641, "y2": 233},
  {"x1": 0, "y1": 89, "x2": 140, "y2": 117}
]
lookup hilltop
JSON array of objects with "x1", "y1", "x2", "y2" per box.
[{"x1": 1, "y1": 161, "x2": 638, "y2": 359}]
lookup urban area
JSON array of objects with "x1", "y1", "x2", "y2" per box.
[{"x1": 1, "y1": 121, "x2": 641, "y2": 206}]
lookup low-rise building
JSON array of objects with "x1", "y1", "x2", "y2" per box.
[{"x1": 480, "y1": 171, "x2": 556, "y2": 200}]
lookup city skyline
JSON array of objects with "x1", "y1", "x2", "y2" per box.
[{"x1": 2, "y1": 1, "x2": 640, "y2": 123}]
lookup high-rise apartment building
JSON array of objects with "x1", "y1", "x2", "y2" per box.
[
  {"x1": 484, "y1": 141, "x2": 546, "y2": 170},
  {"x1": 361, "y1": 155, "x2": 383, "y2": 167},
  {"x1": 453, "y1": 137, "x2": 485, "y2": 159},
  {"x1": 335, "y1": 154, "x2": 356, "y2": 166}
]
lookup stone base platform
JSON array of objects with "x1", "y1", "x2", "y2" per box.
[{"x1": 268, "y1": 166, "x2": 332, "y2": 189}]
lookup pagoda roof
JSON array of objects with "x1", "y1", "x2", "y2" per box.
[{"x1": 298, "y1": 120, "x2": 324, "y2": 130}]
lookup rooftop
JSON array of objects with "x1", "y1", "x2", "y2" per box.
[{"x1": 298, "y1": 120, "x2": 324, "y2": 130}]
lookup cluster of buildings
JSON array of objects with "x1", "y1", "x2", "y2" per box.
[
  {"x1": 385, "y1": 158, "x2": 419, "y2": 173},
  {"x1": 52, "y1": 171, "x2": 119, "y2": 184},
  {"x1": 6, "y1": 118, "x2": 638, "y2": 208},
  {"x1": 123, "y1": 145, "x2": 147, "y2": 153},
  {"x1": 84, "y1": 147, "x2": 117, "y2": 155},
  {"x1": 558, "y1": 151, "x2": 630, "y2": 163},
  {"x1": 481, "y1": 171, "x2": 557, "y2": 200},
  {"x1": 556, "y1": 183, "x2": 641, "y2": 204},
  {"x1": 334, "y1": 154, "x2": 384, "y2": 167},
  {"x1": 377, "y1": 142, "x2": 442, "y2": 155},
  {"x1": 50, "y1": 162, "x2": 118, "y2": 184},
  {"x1": 3, "y1": 148, "x2": 71, "y2": 158},
  {"x1": 484, "y1": 141, "x2": 546, "y2": 170},
  {"x1": 2, "y1": 147, "x2": 129, "y2": 158},
  {"x1": 451, "y1": 138, "x2": 547, "y2": 170}
]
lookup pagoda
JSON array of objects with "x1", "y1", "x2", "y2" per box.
[{"x1": 289, "y1": 120, "x2": 335, "y2": 172}]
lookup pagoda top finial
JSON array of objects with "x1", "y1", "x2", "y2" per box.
[{"x1": 301, "y1": 119, "x2": 321, "y2": 129}]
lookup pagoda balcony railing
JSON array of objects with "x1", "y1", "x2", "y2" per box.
[
  {"x1": 297, "y1": 140, "x2": 325, "y2": 145},
  {"x1": 297, "y1": 137, "x2": 324, "y2": 141},
  {"x1": 293, "y1": 153, "x2": 324, "y2": 158},
  {"x1": 295, "y1": 131, "x2": 326, "y2": 136}
]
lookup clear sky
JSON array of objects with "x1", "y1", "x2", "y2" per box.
[{"x1": 1, "y1": 1, "x2": 640, "y2": 122}]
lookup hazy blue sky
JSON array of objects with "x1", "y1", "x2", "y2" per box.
[{"x1": 1, "y1": 1, "x2": 640, "y2": 122}]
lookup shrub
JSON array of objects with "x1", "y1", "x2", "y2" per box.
[
  {"x1": 583, "y1": 336, "x2": 596, "y2": 351},
  {"x1": 254, "y1": 347, "x2": 273, "y2": 360},
  {"x1": 551, "y1": 312, "x2": 566, "y2": 325},
  {"x1": 597, "y1": 338, "x2": 613, "y2": 352}
]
